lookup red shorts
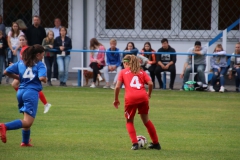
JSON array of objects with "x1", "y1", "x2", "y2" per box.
[{"x1": 124, "y1": 101, "x2": 149, "y2": 119}]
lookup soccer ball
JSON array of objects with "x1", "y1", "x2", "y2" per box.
[{"x1": 137, "y1": 135, "x2": 147, "y2": 148}]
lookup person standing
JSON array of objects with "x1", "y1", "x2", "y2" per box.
[
  {"x1": 113, "y1": 55, "x2": 161, "y2": 150},
  {"x1": 7, "y1": 22, "x2": 24, "y2": 62},
  {"x1": 228, "y1": 42, "x2": 240, "y2": 92},
  {"x1": 54, "y1": 27, "x2": 72, "y2": 86},
  {"x1": 0, "y1": 15, "x2": 6, "y2": 37},
  {"x1": 0, "y1": 44, "x2": 47, "y2": 146},
  {"x1": 42, "y1": 30, "x2": 55, "y2": 86},
  {"x1": 26, "y1": 16, "x2": 46, "y2": 46},
  {"x1": 0, "y1": 31, "x2": 7, "y2": 84},
  {"x1": 52, "y1": 18, "x2": 62, "y2": 80},
  {"x1": 154, "y1": 38, "x2": 176, "y2": 90}
]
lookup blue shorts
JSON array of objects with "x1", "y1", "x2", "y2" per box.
[{"x1": 17, "y1": 89, "x2": 39, "y2": 118}]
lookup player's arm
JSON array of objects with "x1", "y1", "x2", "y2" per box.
[
  {"x1": 3, "y1": 70, "x2": 19, "y2": 80},
  {"x1": 39, "y1": 77, "x2": 47, "y2": 83},
  {"x1": 113, "y1": 80, "x2": 122, "y2": 109},
  {"x1": 147, "y1": 80, "x2": 153, "y2": 98}
]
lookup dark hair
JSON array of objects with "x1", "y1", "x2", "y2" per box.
[
  {"x1": 142, "y1": 42, "x2": 153, "y2": 60},
  {"x1": 54, "y1": 17, "x2": 61, "y2": 21},
  {"x1": 11, "y1": 22, "x2": 20, "y2": 38},
  {"x1": 19, "y1": 35, "x2": 28, "y2": 44},
  {"x1": 142, "y1": 42, "x2": 153, "y2": 51},
  {"x1": 195, "y1": 41, "x2": 201, "y2": 46},
  {"x1": 59, "y1": 26, "x2": 67, "y2": 36},
  {"x1": 89, "y1": 38, "x2": 102, "y2": 50},
  {"x1": 33, "y1": 15, "x2": 41, "y2": 20},
  {"x1": 22, "y1": 44, "x2": 45, "y2": 67},
  {"x1": 125, "y1": 42, "x2": 136, "y2": 50},
  {"x1": 161, "y1": 38, "x2": 168, "y2": 43}
]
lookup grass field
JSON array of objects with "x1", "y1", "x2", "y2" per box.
[{"x1": 0, "y1": 85, "x2": 240, "y2": 160}]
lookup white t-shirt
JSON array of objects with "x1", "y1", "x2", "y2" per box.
[{"x1": 8, "y1": 31, "x2": 24, "y2": 48}]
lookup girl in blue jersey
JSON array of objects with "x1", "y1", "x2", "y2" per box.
[{"x1": 0, "y1": 44, "x2": 47, "y2": 146}]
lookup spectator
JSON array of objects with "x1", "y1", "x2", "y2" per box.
[
  {"x1": 26, "y1": 15, "x2": 46, "y2": 45},
  {"x1": 16, "y1": 19, "x2": 27, "y2": 35},
  {"x1": 0, "y1": 31, "x2": 7, "y2": 84},
  {"x1": 89, "y1": 38, "x2": 105, "y2": 88},
  {"x1": 52, "y1": 18, "x2": 61, "y2": 38},
  {"x1": 54, "y1": 27, "x2": 72, "y2": 86},
  {"x1": 140, "y1": 42, "x2": 157, "y2": 88},
  {"x1": 154, "y1": 38, "x2": 176, "y2": 90},
  {"x1": 102, "y1": 38, "x2": 121, "y2": 89},
  {"x1": 0, "y1": 15, "x2": 6, "y2": 37},
  {"x1": 209, "y1": 44, "x2": 227, "y2": 92},
  {"x1": 7, "y1": 22, "x2": 24, "y2": 62},
  {"x1": 180, "y1": 41, "x2": 207, "y2": 90},
  {"x1": 228, "y1": 42, "x2": 240, "y2": 92},
  {"x1": 52, "y1": 18, "x2": 62, "y2": 80},
  {"x1": 121, "y1": 42, "x2": 138, "y2": 69},
  {"x1": 42, "y1": 30, "x2": 55, "y2": 86}
]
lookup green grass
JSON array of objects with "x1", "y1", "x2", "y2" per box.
[{"x1": 0, "y1": 86, "x2": 240, "y2": 160}]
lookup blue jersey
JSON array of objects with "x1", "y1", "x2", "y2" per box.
[{"x1": 6, "y1": 60, "x2": 46, "y2": 91}]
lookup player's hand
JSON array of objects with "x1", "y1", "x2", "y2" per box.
[
  {"x1": 218, "y1": 68, "x2": 221, "y2": 72},
  {"x1": 180, "y1": 73, "x2": 184, "y2": 79},
  {"x1": 147, "y1": 92, "x2": 151, "y2": 99},
  {"x1": 228, "y1": 74, "x2": 232, "y2": 79},
  {"x1": 113, "y1": 100, "x2": 120, "y2": 109}
]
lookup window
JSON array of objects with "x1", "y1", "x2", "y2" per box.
[
  {"x1": 105, "y1": 0, "x2": 135, "y2": 29},
  {"x1": 3, "y1": 0, "x2": 32, "y2": 27},
  {"x1": 142, "y1": 0, "x2": 171, "y2": 29},
  {"x1": 218, "y1": 0, "x2": 240, "y2": 30},
  {"x1": 181, "y1": 0, "x2": 211, "y2": 30},
  {"x1": 40, "y1": 0, "x2": 69, "y2": 28}
]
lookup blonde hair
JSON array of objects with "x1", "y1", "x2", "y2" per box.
[
  {"x1": 16, "y1": 19, "x2": 27, "y2": 29},
  {"x1": 45, "y1": 30, "x2": 54, "y2": 44},
  {"x1": 110, "y1": 38, "x2": 117, "y2": 43},
  {"x1": 213, "y1": 44, "x2": 224, "y2": 52},
  {"x1": 123, "y1": 55, "x2": 140, "y2": 74}
]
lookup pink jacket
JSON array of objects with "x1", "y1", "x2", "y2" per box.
[{"x1": 90, "y1": 45, "x2": 106, "y2": 66}]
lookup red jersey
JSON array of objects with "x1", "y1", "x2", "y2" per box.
[
  {"x1": 20, "y1": 45, "x2": 29, "y2": 59},
  {"x1": 118, "y1": 68, "x2": 151, "y2": 105}
]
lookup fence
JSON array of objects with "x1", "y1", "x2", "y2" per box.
[{"x1": 95, "y1": 0, "x2": 240, "y2": 41}]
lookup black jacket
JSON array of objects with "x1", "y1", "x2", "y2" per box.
[
  {"x1": 156, "y1": 45, "x2": 176, "y2": 64},
  {"x1": 0, "y1": 37, "x2": 8, "y2": 56},
  {"x1": 26, "y1": 25, "x2": 46, "y2": 45},
  {"x1": 54, "y1": 36, "x2": 72, "y2": 55}
]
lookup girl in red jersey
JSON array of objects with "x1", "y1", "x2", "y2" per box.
[
  {"x1": 113, "y1": 55, "x2": 161, "y2": 150},
  {"x1": 11, "y1": 35, "x2": 51, "y2": 114}
]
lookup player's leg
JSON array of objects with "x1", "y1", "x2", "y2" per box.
[
  {"x1": 139, "y1": 101, "x2": 161, "y2": 150},
  {"x1": 20, "y1": 113, "x2": 35, "y2": 147},
  {"x1": 125, "y1": 104, "x2": 138, "y2": 150},
  {"x1": 39, "y1": 91, "x2": 51, "y2": 113}
]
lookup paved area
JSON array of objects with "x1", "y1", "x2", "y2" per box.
[{"x1": 1, "y1": 73, "x2": 237, "y2": 93}]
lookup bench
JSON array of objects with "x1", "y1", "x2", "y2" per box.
[{"x1": 72, "y1": 67, "x2": 116, "y2": 87}]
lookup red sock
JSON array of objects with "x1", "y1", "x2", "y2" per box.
[
  {"x1": 38, "y1": 91, "x2": 47, "y2": 105},
  {"x1": 14, "y1": 87, "x2": 18, "y2": 91},
  {"x1": 126, "y1": 122, "x2": 138, "y2": 144},
  {"x1": 144, "y1": 120, "x2": 159, "y2": 144}
]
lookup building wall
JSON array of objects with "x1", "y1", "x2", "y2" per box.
[{"x1": 70, "y1": 0, "x2": 237, "y2": 74}]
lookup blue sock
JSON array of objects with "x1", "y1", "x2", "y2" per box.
[
  {"x1": 22, "y1": 129, "x2": 30, "y2": 144},
  {"x1": 5, "y1": 119, "x2": 22, "y2": 130}
]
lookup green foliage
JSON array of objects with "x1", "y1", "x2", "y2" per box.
[{"x1": 0, "y1": 86, "x2": 240, "y2": 160}]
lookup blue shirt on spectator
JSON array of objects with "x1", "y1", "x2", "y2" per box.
[{"x1": 106, "y1": 47, "x2": 121, "y2": 67}]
